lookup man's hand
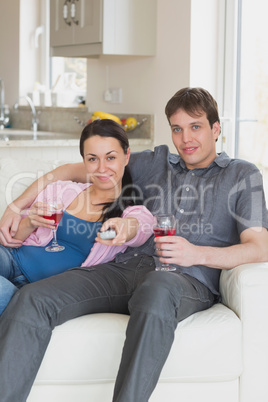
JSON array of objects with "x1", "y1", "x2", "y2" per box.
[
  {"x1": 155, "y1": 227, "x2": 268, "y2": 270},
  {"x1": 0, "y1": 205, "x2": 23, "y2": 247},
  {"x1": 154, "y1": 235, "x2": 198, "y2": 267}
]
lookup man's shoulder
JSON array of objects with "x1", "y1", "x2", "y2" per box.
[
  {"x1": 227, "y1": 156, "x2": 260, "y2": 173},
  {"x1": 219, "y1": 156, "x2": 262, "y2": 190},
  {"x1": 129, "y1": 145, "x2": 172, "y2": 167},
  {"x1": 128, "y1": 145, "x2": 175, "y2": 185},
  {"x1": 217, "y1": 152, "x2": 259, "y2": 172},
  {"x1": 131, "y1": 144, "x2": 170, "y2": 157}
]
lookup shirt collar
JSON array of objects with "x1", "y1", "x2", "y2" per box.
[
  {"x1": 169, "y1": 151, "x2": 232, "y2": 171},
  {"x1": 213, "y1": 152, "x2": 232, "y2": 168}
]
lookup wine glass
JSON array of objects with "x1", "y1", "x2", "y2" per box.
[
  {"x1": 153, "y1": 214, "x2": 176, "y2": 271},
  {"x1": 42, "y1": 197, "x2": 65, "y2": 252}
]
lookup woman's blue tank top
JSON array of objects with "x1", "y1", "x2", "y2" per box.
[{"x1": 13, "y1": 211, "x2": 102, "y2": 282}]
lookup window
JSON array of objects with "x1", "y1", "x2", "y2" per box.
[
  {"x1": 221, "y1": 0, "x2": 268, "y2": 198},
  {"x1": 51, "y1": 57, "x2": 87, "y2": 107},
  {"x1": 23, "y1": 0, "x2": 87, "y2": 108}
]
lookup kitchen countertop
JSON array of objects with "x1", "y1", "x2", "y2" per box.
[{"x1": 0, "y1": 129, "x2": 153, "y2": 150}]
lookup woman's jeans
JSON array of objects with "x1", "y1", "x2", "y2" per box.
[
  {"x1": 0, "y1": 245, "x2": 29, "y2": 314},
  {"x1": 0, "y1": 255, "x2": 215, "y2": 402}
]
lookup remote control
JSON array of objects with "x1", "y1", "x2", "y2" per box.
[{"x1": 99, "y1": 229, "x2": 116, "y2": 240}]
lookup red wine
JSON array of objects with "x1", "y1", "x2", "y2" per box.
[
  {"x1": 153, "y1": 227, "x2": 176, "y2": 237},
  {"x1": 42, "y1": 212, "x2": 63, "y2": 227}
]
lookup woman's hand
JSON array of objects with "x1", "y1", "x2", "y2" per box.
[
  {"x1": 0, "y1": 205, "x2": 23, "y2": 247},
  {"x1": 26, "y1": 202, "x2": 56, "y2": 230},
  {"x1": 13, "y1": 202, "x2": 58, "y2": 242},
  {"x1": 96, "y1": 217, "x2": 139, "y2": 246}
]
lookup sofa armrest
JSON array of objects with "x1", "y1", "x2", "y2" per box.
[{"x1": 220, "y1": 262, "x2": 268, "y2": 402}]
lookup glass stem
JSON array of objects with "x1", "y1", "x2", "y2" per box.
[
  {"x1": 51, "y1": 228, "x2": 58, "y2": 246},
  {"x1": 161, "y1": 262, "x2": 170, "y2": 268}
]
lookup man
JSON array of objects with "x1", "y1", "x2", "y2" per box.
[{"x1": 0, "y1": 87, "x2": 267, "y2": 402}]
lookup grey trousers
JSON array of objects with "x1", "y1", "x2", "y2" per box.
[{"x1": 0, "y1": 255, "x2": 215, "y2": 402}]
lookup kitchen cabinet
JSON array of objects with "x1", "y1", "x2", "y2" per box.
[
  {"x1": 50, "y1": 0, "x2": 156, "y2": 57},
  {"x1": 50, "y1": 0, "x2": 102, "y2": 49}
]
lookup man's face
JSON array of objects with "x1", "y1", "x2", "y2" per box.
[{"x1": 170, "y1": 109, "x2": 221, "y2": 170}]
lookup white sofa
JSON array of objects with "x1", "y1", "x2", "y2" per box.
[{"x1": 1, "y1": 157, "x2": 268, "y2": 402}]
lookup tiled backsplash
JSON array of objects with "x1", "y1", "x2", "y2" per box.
[{"x1": 10, "y1": 107, "x2": 154, "y2": 140}]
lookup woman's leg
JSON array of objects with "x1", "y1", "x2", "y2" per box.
[
  {"x1": 0, "y1": 276, "x2": 18, "y2": 315},
  {"x1": 0, "y1": 255, "x2": 154, "y2": 402},
  {"x1": 0, "y1": 245, "x2": 28, "y2": 314},
  {"x1": 0, "y1": 245, "x2": 20, "y2": 279}
]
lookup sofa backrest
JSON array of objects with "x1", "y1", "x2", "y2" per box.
[{"x1": 0, "y1": 158, "x2": 66, "y2": 217}]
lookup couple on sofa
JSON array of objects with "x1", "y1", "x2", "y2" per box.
[{"x1": 0, "y1": 87, "x2": 267, "y2": 402}]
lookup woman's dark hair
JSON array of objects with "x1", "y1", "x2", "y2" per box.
[{"x1": 80, "y1": 118, "x2": 137, "y2": 222}]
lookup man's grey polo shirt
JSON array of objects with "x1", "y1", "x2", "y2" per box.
[{"x1": 115, "y1": 145, "x2": 268, "y2": 296}]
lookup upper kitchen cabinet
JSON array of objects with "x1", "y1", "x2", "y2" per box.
[{"x1": 50, "y1": 0, "x2": 157, "y2": 57}]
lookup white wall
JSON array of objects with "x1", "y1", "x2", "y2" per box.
[
  {"x1": 190, "y1": 0, "x2": 221, "y2": 96},
  {"x1": 86, "y1": 0, "x2": 192, "y2": 151},
  {"x1": 190, "y1": 0, "x2": 225, "y2": 154},
  {"x1": 19, "y1": 0, "x2": 43, "y2": 97},
  {"x1": 0, "y1": 0, "x2": 20, "y2": 104},
  {"x1": 0, "y1": 0, "x2": 42, "y2": 102}
]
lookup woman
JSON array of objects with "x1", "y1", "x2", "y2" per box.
[{"x1": 0, "y1": 119, "x2": 154, "y2": 314}]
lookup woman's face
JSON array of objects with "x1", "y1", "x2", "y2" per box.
[{"x1": 83, "y1": 135, "x2": 130, "y2": 192}]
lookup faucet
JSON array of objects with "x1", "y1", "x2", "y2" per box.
[
  {"x1": 14, "y1": 95, "x2": 39, "y2": 132},
  {"x1": 0, "y1": 78, "x2": 9, "y2": 129}
]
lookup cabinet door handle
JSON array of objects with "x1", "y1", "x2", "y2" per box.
[
  {"x1": 63, "y1": 0, "x2": 71, "y2": 26},
  {"x1": 71, "y1": 0, "x2": 79, "y2": 25}
]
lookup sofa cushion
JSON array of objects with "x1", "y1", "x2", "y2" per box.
[{"x1": 34, "y1": 303, "x2": 242, "y2": 385}]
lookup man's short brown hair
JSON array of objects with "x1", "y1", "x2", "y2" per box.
[{"x1": 165, "y1": 87, "x2": 220, "y2": 129}]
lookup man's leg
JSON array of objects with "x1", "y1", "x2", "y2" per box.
[
  {"x1": 113, "y1": 271, "x2": 216, "y2": 402},
  {"x1": 0, "y1": 255, "x2": 154, "y2": 402}
]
